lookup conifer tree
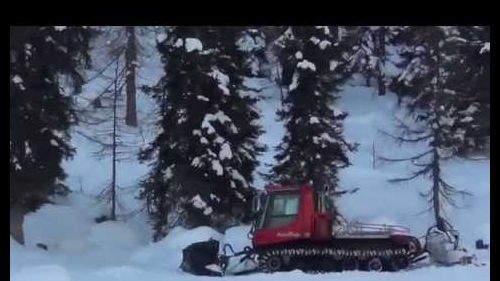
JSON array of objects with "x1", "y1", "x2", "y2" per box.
[
  {"x1": 139, "y1": 27, "x2": 264, "y2": 240},
  {"x1": 270, "y1": 26, "x2": 356, "y2": 222},
  {"x1": 10, "y1": 26, "x2": 93, "y2": 211},
  {"x1": 382, "y1": 26, "x2": 477, "y2": 231}
]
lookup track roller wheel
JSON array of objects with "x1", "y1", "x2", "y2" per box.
[
  {"x1": 341, "y1": 257, "x2": 359, "y2": 271},
  {"x1": 260, "y1": 254, "x2": 283, "y2": 273},
  {"x1": 385, "y1": 255, "x2": 409, "y2": 272},
  {"x1": 394, "y1": 255, "x2": 410, "y2": 270},
  {"x1": 366, "y1": 257, "x2": 383, "y2": 272}
]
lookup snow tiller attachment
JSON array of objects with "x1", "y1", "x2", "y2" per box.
[
  {"x1": 181, "y1": 239, "x2": 258, "y2": 276},
  {"x1": 424, "y1": 223, "x2": 477, "y2": 266},
  {"x1": 181, "y1": 184, "x2": 431, "y2": 275},
  {"x1": 180, "y1": 239, "x2": 224, "y2": 276}
]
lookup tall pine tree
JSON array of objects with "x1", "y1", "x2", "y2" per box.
[
  {"x1": 270, "y1": 26, "x2": 356, "y2": 222},
  {"x1": 345, "y1": 26, "x2": 405, "y2": 95},
  {"x1": 382, "y1": 26, "x2": 477, "y2": 231},
  {"x1": 10, "y1": 26, "x2": 93, "y2": 212},
  {"x1": 139, "y1": 27, "x2": 264, "y2": 240},
  {"x1": 391, "y1": 26, "x2": 490, "y2": 156}
]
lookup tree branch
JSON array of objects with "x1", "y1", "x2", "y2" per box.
[
  {"x1": 393, "y1": 115, "x2": 428, "y2": 135},
  {"x1": 379, "y1": 129, "x2": 432, "y2": 143},
  {"x1": 439, "y1": 178, "x2": 473, "y2": 208},
  {"x1": 388, "y1": 165, "x2": 432, "y2": 183},
  {"x1": 84, "y1": 52, "x2": 123, "y2": 83},
  {"x1": 378, "y1": 149, "x2": 433, "y2": 163}
]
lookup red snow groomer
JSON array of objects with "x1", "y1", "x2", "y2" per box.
[{"x1": 181, "y1": 184, "x2": 428, "y2": 275}]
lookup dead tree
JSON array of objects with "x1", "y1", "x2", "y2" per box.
[{"x1": 76, "y1": 58, "x2": 137, "y2": 221}]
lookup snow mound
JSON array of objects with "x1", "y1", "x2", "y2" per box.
[
  {"x1": 161, "y1": 226, "x2": 223, "y2": 249},
  {"x1": 11, "y1": 265, "x2": 71, "y2": 281},
  {"x1": 130, "y1": 226, "x2": 223, "y2": 269},
  {"x1": 87, "y1": 221, "x2": 140, "y2": 248},
  {"x1": 24, "y1": 204, "x2": 93, "y2": 252},
  {"x1": 10, "y1": 236, "x2": 21, "y2": 248}
]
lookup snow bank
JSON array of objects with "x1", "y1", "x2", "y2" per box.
[
  {"x1": 10, "y1": 236, "x2": 20, "y2": 248},
  {"x1": 11, "y1": 265, "x2": 71, "y2": 281},
  {"x1": 130, "y1": 226, "x2": 223, "y2": 269},
  {"x1": 156, "y1": 226, "x2": 223, "y2": 251},
  {"x1": 87, "y1": 221, "x2": 140, "y2": 248},
  {"x1": 24, "y1": 202, "x2": 94, "y2": 252},
  {"x1": 20, "y1": 192, "x2": 151, "y2": 268}
]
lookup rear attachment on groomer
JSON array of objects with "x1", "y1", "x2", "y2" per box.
[{"x1": 180, "y1": 239, "x2": 258, "y2": 276}]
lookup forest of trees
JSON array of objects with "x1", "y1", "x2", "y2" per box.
[{"x1": 10, "y1": 26, "x2": 490, "y2": 242}]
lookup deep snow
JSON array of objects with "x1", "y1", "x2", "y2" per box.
[{"x1": 11, "y1": 44, "x2": 489, "y2": 280}]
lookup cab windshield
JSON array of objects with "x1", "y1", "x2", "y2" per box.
[{"x1": 259, "y1": 193, "x2": 300, "y2": 229}]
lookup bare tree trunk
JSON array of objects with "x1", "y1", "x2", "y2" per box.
[
  {"x1": 376, "y1": 27, "x2": 386, "y2": 96},
  {"x1": 125, "y1": 26, "x2": 138, "y2": 127},
  {"x1": 10, "y1": 203, "x2": 25, "y2": 245},
  {"x1": 276, "y1": 63, "x2": 285, "y2": 106},
  {"x1": 312, "y1": 166, "x2": 327, "y2": 193},
  {"x1": 432, "y1": 39, "x2": 445, "y2": 232},
  {"x1": 110, "y1": 63, "x2": 119, "y2": 221},
  {"x1": 372, "y1": 140, "x2": 376, "y2": 169},
  {"x1": 431, "y1": 148, "x2": 446, "y2": 231}
]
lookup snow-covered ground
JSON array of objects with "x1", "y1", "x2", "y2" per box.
[{"x1": 11, "y1": 64, "x2": 489, "y2": 279}]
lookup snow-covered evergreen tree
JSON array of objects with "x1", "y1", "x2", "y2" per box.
[
  {"x1": 139, "y1": 27, "x2": 264, "y2": 240},
  {"x1": 346, "y1": 26, "x2": 404, "y2": 95},
  {"x1": 391, "y1": 26, "x2": 490, "y2": 155},
  {"x1": 270, "y1": 26, "x2": 356, "y2": 222},
  {"x1": 382, "y1": 26, "x2": 477, "y2": 231},
  {"x1": 446, "y1": 26, "x2": 490, "y2": 155},
  {"x1": 10, "y1": 26, "x2": 93, "y2": 211},
  {"x1": 236, "y1": 27, "x2": 267, "y2": 77}
]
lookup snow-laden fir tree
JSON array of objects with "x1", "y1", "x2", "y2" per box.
[
  {"x1": 445, "y1": 26, "x2": 490, "y2": 155},
  {"x1": 382, "y1": 26, "x2": 478, "y2": 231},
  {"x1": 235, "y1": 27, "x2": 267, "y2": 77},
  {"x1": 391, "y1": 26, "x2": 490, "y2": 156},
  {"x1": 345, "y1": 26, "x2": 404, "y2": 95},
  {"x1": 270, "y1": 26, "x2": 356, "y2": 222},
  {"x1": 139, "y1": 27, "x2": 264, "y2": 240},
  {"x1": 10, "y1": 26, "x2": 93, "y2": 212}
]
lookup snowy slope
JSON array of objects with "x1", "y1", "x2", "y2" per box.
[
  {"x1": 11, "y1": 222, "x2": 490, "y2": 281},
  {"x1": 337, "y1": 81, "x2": 490, "y2": 249},
  {"x1": 11, "y1": 55, "x2": 489, "y2": 280}
]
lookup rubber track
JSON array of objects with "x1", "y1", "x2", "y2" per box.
[{"x1": 258, "y1": 246, "x2": 410, "y2": 272}]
